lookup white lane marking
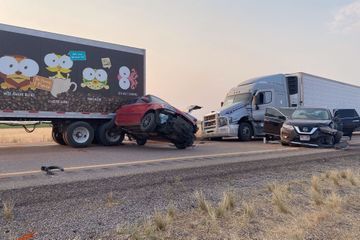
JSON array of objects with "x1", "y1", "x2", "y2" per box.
[{"x1": 0, "y1": 148, "x2": 298, "y2": 178}]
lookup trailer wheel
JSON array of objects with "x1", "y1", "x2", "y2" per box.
[
  {"x1": 136, "y1": 138, "x2": 147, "y2": 146},
  {"x1": 238, "y1": 122, "x2": 253, "y2": 141},
  {"x1": 140, "y1": 112, "x2": 156, "y2": 132},
  {"x1": 52, "y1": 128, "x2": 66, "y2": 145},
  {"x1": 97, "y1": 121, "x2": 124, "y2": 146},
  {"x1": 64, "y1": 121, "x2": 94, "y2": 148}
]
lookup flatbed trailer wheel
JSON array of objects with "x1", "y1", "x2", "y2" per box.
[
  {"x1": 52, "y1": 127, "x2": 66, "y2": 145},
  {"x1": 63, "y1": 121, "x2": 94, "y2": 148}
]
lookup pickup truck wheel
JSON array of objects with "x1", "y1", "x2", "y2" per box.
[
  {"x1": 52, "y1": 128, "x2": 66, "y2": 145},
  {"x1": 136, "y1": 138, "x2": 147, "y2": 146},
  {"x1": 238, "y1": 122, "x2": 253, "y2": 141},
  {"x1": 97, "y1": 121, "x2": 124, "y2": 146},
  {"x1": 64, "y1": 121, "x2": 94, "y2": 148},
  {"x1": 140, "y1": 112, "x2": 156, "y2": 132}
]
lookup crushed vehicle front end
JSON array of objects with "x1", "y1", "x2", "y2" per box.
[{"x1": 281, "y1": 123, "x2": 341, "y2": 147}]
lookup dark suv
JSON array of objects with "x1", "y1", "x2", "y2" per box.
[{"x1": 334, "y1": 109, "x2": 360, "y2": 139}]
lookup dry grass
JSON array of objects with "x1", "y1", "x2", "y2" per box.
[
  {"x1": 215, "y1": 191, "x2": 235, "y2": 218},
  {"x1": 153, "y1": 211, "x2": 169, "y2": 231},
  {"x1": 242, "y1": 201, "x2": 255, "y2": 219},
  {"x1": 105, "y1": 191, "x2": 121, "y2": 208},
  {"x1": 310, "y1": 175, "x2": 324, "y2": 205},
  {"x1": 327, "y1": 170, "x2": 341, "y2": 186},
  {"x1": 311, "y1": 176, "x2": 320, "y2": 193},
  {"x1": 268, "y1": 183, "x2": 292, "y2": 214},
  {"x1": 106, "y1": 191, "x2": 115, "y2": 208},
  {"x1": 2, "y1": 199, "x2": 15, "y2": 221},
  {"x1": 324, "y1": 192, "x2": 343, "y2": 212},
  {"x1": 344, "y1": 169, "x2": 358, "y2": 186},
  {"x1": 0, "y1": 128, "x2": 53, "y2": 144},
  {"x1": 194, "y1": 190, "x2": 236, "y2": 219},
  {"x1": 194, "y1": 190, "x2": 214, "y2": 219},
  {"x1": 110, "y1": 168, "x2": 360, "y2": 240},
  {"x1": 310, "y1": 188, "x2": 324, "y2": 205}
]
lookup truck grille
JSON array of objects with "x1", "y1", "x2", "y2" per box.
[{"x1": 203, "y1": 113, "x2": 217, "y2": 130}]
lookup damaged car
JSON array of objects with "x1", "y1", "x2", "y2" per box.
[
  {"x1": 107, "y1": 95, "x2": 200, "y2": 149},
  {"x1": 264, "y1": 107, "x2": 344, "y2": 147}
]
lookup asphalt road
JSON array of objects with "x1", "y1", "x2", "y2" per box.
[{"x1": 1, "y1": 136, "x2": 359, "y2": 190}]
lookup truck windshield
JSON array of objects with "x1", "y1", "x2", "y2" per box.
[
  {"x1": 291, "y1": 109, "x2": 331, "y2": 120},
  {"x1": 223, "y1": 93, "x2": 251, "y2": 107}
]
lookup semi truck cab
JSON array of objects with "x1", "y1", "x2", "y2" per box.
[{"x1": 202, "y1": 74, "x2": 300, "y2": 140}]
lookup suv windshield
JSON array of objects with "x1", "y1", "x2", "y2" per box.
[
  {"x1": 223, "y1": 93, "x2": 251, "y2": 108},
  {"x1": 291, "y1": 108, "x2": 331, "y2": 120}
]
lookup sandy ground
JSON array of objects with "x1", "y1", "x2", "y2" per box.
[{"x1": 0, "y1": 128, "x2": 52, "y2": 144}]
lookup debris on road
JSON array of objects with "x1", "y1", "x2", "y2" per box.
[{"x1": 40, "y1": 166, "x2": 64, "y2": 175}]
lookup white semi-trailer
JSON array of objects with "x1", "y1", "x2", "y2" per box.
[
  {"x1": 0, "y1": 23, "x2": 145, "y2": 147},
  {"x1": 202, "y1": 72, "x2": 360, "y2": 141}
]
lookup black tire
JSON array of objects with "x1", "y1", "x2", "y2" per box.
[
  {"x1": 140, "y1": 112, "x2": 157, "y2": 132},
  {"x1": 96, "y1": 121, "x2": 124, "y2": 146},
  {"x1": 136, "y1": 138, "x2": 147, "y2": 146},
  {"x1": 238, "y1": 122, "x2": 253, "y2": 141},
  {"x1": 210, "y1": 137, "x2": 222, "y2": 141},
  {"x1": 172, "y1": 117, "x2": 195, "y2": 146},
  {"x1": 52, "y1": 128, "x2": 66, "y2": 145},
  {"x1": 174, "y1": 142, "x2": 187, "y2": 149},
  {"x1": 63, "y1": 121, "x2": 94, "y2": 148}
]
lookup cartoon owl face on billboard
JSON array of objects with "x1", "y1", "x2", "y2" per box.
[
  {"x1": 0, "y1": 55, "x2": 39, "y2": 90},
  {"x1": 44, "y1": 53, "x2": 73, "y2": 79},
  {"x1": 81, "y1": 67, "x2": 109, "y2": 90}
]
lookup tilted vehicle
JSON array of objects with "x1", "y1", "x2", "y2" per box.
[
  {"x1": 98, "y1": 95, "x2": 199, "y2": 149},
  {"x1": 202, "y1": 72, "x2": 360, "y2": 141},
  {"x1": 264, "y1": 107, "x2": 344, "y2": 147}
]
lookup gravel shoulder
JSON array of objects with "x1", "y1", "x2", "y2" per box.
[{"x1": 1, "y1": 148, "x2": 360, "y2": 240}]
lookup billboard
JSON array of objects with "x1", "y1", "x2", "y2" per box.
[{"x1": 0, "y1": 27, "x2": 145, "y2": 114}]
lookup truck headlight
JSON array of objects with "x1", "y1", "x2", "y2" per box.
[
  {"x1": 218, "y1": 117, "x2": 228, "y2": 127},
  {"x1": 282, "y1": 123, "x2": 294, "y2": 131}
]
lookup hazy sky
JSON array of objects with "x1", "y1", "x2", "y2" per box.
[{"x1": 1, "y1": 0, "x2": 360, "y2": 117}]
